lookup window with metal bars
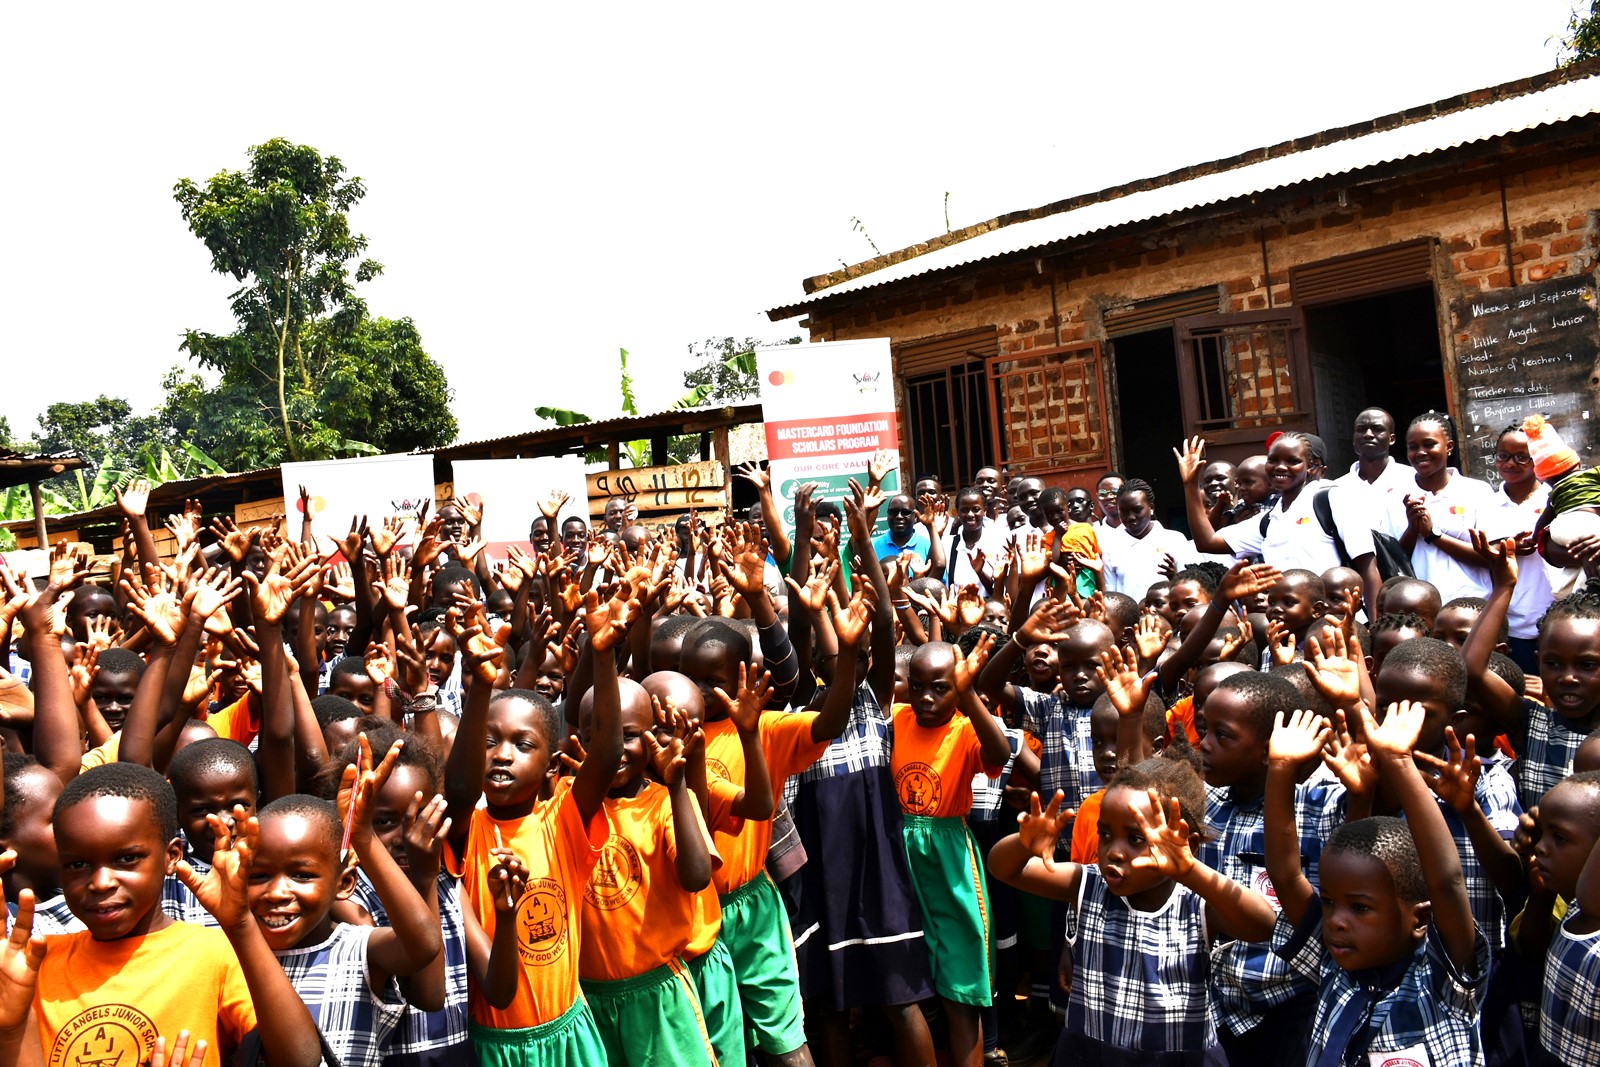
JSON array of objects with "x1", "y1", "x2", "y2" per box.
[
  {"x1": 986, "y1": 342, "x2": 1110, "y2": 474},
  {"x1": 1174, "y1": 311, "x2": 1314, "y2": 445},
  {"x1": 903, "y1": 360, "x2": 993, "y2": 490}
]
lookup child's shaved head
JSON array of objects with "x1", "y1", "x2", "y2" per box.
[
  {"x1": 1325, "y1": 816, "x2": 1426, "y2": 904},
  {"x1": 640, "y1": 671, "x2": 706, "y2": 722},
  {"x1": 259, "y1": 794, "x2": 342, "y2": 856},
  {"x1": 57, "y1": 763, "x2": 177, "y2": 845}
]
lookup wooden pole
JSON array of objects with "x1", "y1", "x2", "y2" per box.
[{"x1": 28, "y1": 481, "x2": 47, "y2": 549}]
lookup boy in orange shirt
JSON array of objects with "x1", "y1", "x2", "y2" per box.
[
  {"x1": 447, "y1": 587, "x2": 631, "y2": 1065},
  {"x1": 893, "y1": 638, "x2": 1012, "y2": 1067},
  {"x1": 0, "y1": 762, "x2": 322, "y2": 1067},
  {"x1": 572, "y1": 669, "x2": 719, "y2": 1065}
]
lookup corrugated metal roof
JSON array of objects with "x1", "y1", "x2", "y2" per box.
[
  {"x1": 427, "y1": 402, "x2": 762, "y2": 458},
  {"x1": 768, "y1": 70, "x2": 1600, "y2": 318},
  {"x1": 0, "y1": 450, "x2": 85, "y2": 491}
]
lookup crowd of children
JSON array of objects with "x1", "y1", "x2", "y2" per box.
[{"x1": 1, "y1": 405, "x2": 1599, "y2": 1067}]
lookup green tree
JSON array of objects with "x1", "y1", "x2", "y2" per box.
[
  {"x1": 678, "y1": 336, "x2": 800, "y2": 408},
  {"x1": 174, "y1": 138, "x2": 456, "y2": 468},
  {"x1": 1562, "y1": 0, "x2": 1600, "y2": 62}
]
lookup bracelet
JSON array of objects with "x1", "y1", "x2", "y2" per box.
[{"x1": 892, "y1": 600, "x2": 910, "y2": 609}]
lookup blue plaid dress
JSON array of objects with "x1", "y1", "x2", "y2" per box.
[
  {"x1": 1018, "y1": 688, "x2": 1095, "y2": 849},
  {"x1": 275, "y1": 922, "x2": 407, "y2": 1067},
  {"x1": 351, "y1": 869, "x2": 470, "y2": 1066},
  {"x1": 1200, "y1": 777, "x2": 1345, "y2": 1038},
  {"x1": 1276, "y1": 902, "x2": 1488, "y2": 1067},
  {"x1": 1432, "y1": 759, "x2": 1521, "y2": 950},
  {"x1": 1517, "y1": 702, "x2": 1594, "y2": 812},
  {"x1": 1063, "y1": 865, "x2": 1215, "y2": 1056},
  {"x1": 789, "y1": 683, "x2": 933, "y2": 1009},
  {"x1": 1541, "y1": 908, "x2": 1600, "y2": 1064}
]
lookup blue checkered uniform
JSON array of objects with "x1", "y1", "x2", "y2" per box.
[
  {"x1": 1200, "y1": 777, "x2": 1345, "y2": 1038},
  {"x1": 1541, "y1": 908, "x2": 1600, "y2": 1064},
  {"x1": 1018, "y1": 689, "x2": 1095, "y2": 849},
  {"x1": 351, "y1": 869, "x2": 470, "y2": 1065},
  {"x1": 1430, "y1": 759, "x2": 1520, "y2": 950},
  {"x1": 1518, "y1": 702, "x2": 1591, "y2": 811},
  {"x1": 1065, "y1": 865, "x2": 1215, "y2": 1054},
  {"x1": 33, "y1": 893, "x2": 81, "y2": 934},
  {"x1": 275, "y1": 922, "x2": 406, "y2": 1067},
  {"x1": 969, "y1": 726, "x2": 1024, "y2": 824},
  {"x1": 1276, "y1": 901, "x2": 1489, "y2": 1067}
]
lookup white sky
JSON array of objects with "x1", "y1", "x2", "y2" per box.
[{"x1": 0, "y1": 1, "x2": 1577, "y2": 449}]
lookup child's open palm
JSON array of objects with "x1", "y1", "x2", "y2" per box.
[
  {"x1": 714, "y1": 663, "x2": 774, "y2": 733},
  {"x1": 1265, "y1": 619, "x2": 1297, "y2": 667},
  {"x1": 178, "y1": 807, "x2": 257, "y2": 932},
  {"x1": 1096, "y1": 645, "x2": 1153, "y2": 719},
  {"x1": 1319, "y1": 709, "x2": 1376, "y2": 796},
  {"x1": 1360, "y1": 701, "x2": 1425, "y2": 759},
  {"x1": 0, "y1": 851, "x2": 46, "y2": 1031},
  {"x1": 1129, "y1": 791, "x2": 1196, "y2": 879},
  {"x1": 402, "y1": 792, "x2": 452, "y2": 879},
  {"x1": 1415, "y1": 726, "x2": 1481, "y2": 814},
  {"x1": 1268, "y1": 709, "x2": 1330, "y2": 766},
  {"x1": 1017, "y1": 791, "x2": 1075, "y2": 869},
  {"x1": 1217, "y1": 560, "x2": 1282, "y2": 604},
  {"x1": 1018, "y1": 597, "x2": 1078, "y2": 646},
  {"x1": 1301, "y1": 630, "x2": 1361, "y2": 709},
  {"x1": 1469, "y1": 529, "x2": 1520, "y2": 590},
  {"x1": 644, "y1": 728, "x2": 688, "y2": 787},
  {"x1": 1132, "y1": 615, "x2": 1167, "y2": 664},
  {"x1": 953, "y1": 634, "x2": 995, "y2": 692}
]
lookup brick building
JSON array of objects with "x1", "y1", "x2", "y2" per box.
[{"x1": 765, "y1": 62, "x2": 1600, "y2": 526}]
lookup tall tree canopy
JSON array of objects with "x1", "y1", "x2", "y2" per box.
[
  {"x1": 174, "y1": 139, "x2": 456, "y2": 468},
  {"x1": 1563, "y1": 0, "x2": 1600, "y2": 63}
]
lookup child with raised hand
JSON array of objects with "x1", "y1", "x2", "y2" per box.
[
  {"x1": 1529, "y1": 771, "x2": 1600, "y2": 1061},
  {"x1": 892, "y1": 636, "x2": 1010, "y2": 1067},
  {"x1": 989, "y1": 758, "x2": 1277, "y2": 1063},
  {"x1": 573, "y1": 670, "x2": 717, "y2": 1066},
  {"x1": 447, "y1": 584, "x2": 629, "y2": 1065},
  {"x1": 159, "y1": 739, "x2": 258, "y2": 927},
  {"x1": 249, "y1": 736, "x2": 441, "y2": 1067},
  {"x1": 0, "y1": 764, "x2": 323, "y2": 1067},
  {"x1": 1265, "y1": 702, "x2": 1489, "y2": 1067}
]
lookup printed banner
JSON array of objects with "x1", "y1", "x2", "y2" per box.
[
  {"x1": 756, "y1": 337, "x2": 902, "y2": 535},
  {"x1": 451, "y1": 456, "x2": 590, "y2": 555},
  {"x1": 281, "y1": 453, "x2": 437, "y2": 555}
]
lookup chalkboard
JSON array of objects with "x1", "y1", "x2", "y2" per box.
[{"x1": 1451, "y1": 272, "x2": 1600, "y2": 484}]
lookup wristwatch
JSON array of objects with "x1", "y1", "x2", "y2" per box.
[{"x1": 1423, "y1": 529, "x2": 1442, "y2": 545}]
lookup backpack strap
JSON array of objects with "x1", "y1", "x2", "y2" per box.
[{"x1": 1311, "y1": 487, "x2": 1351, "y2": 567}]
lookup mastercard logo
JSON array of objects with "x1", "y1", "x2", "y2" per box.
[
  {"x1": 1449, "y1": 505, "x2": 1466, "y2": 515},
  {"x1": 296, "y1": 495, "x2": 327, "y2": 516},
  {"x1": 1296, "y1": 516, "x2": 1311, "y2": 525},
  {"x1": 767, "y1": 370, "x2": 794, "y2": 386}
]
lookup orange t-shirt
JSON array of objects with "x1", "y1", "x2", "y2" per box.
[
  {"x1": 35, "y1": 921, "x2": 255, "y2": 1067},
  {"x1": 1166, "y1": 696, "x2": 1200, "y2": 747},
  {"x1": 889, "y1": 707, "x2": 1002, "y2": 818},
  {"x1": 79, "y1": 733, "x2": 119, "y2": 773},
  {"x1": 461, "y1": 787, "x2": 608, "y2": 1029},
  {"x1": 702, "y1": 712, "x2": 827, "y2": 895},
  {"x1": 1058, "y1": 522, "x2": 1101, "y2": 561},
  {"x1": 579, "y1": 781, "x2": 698, "y2": 980},
  {"x1": 1070, "y1": 788, "x2": 1106, "y2": 865},
  {"x1": 684, "y1": 775, "x2": 742, "y2": 957},
  {"x1": 206, "y1": 694, "x2": 260, "y2": 746}
]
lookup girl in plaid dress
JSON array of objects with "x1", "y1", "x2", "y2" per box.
[{"x1": 989, "y1": 754, "x2": 1276, "y2": 1065}]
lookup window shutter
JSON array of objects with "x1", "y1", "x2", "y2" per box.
[
  {"x1": 1288, "y1": 240, "x2": 1435, "y2": 305},
  {"x1": 1103, "y1": 287, "x2": 1223, "y2": 337},
  {"x1": 897, "y1": 327, "x2": 1000, "y2": 377}
]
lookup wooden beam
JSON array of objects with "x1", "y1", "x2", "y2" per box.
[
  {"x1": 28, "y1": 481, "x2": 47, "y2": 549},
  {"x1": 711, "y1": 427, "x2": 731, "y2": 471},
  {"x1": 606, "y1": 441, "x2": 620, "y2": 470}
]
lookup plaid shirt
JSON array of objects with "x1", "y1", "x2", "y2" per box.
[
  {"x1": 1434, "y1": 758, "x2": 1520, "y2": 950},
  {"x1": 160, "y1": 834, "x2": 219, "y2": 927},
  {"x1": 275, "y1": 922, "x2": 406, "y2": 1067},
  {"x1": 1541, "y1": 908, "x2": 1600, "y2": 1064},
  {"x1": 34, "y1": 893, "x2": 82, "y2": 934},
  {"x1": 1518, "y1": 702, "x2": 1591, "y2": 811},
  {"x1": 970, "y1": 726, "x2": 1024, "y2": 824},
  {"x1": 352, "y1": 869, "x2": 470, "y2": 1060},
  {"x1": 1277, "y1": 901, "x2": 1488, "y2": 1067},
  {"x1": 1200, "y1": 778, "x2": 1345, "y2": 1037},
  {"x1": 1066, "y1": 864, "x2": 1215, "y2": 1053},
  {"x1": 796, "y1": 683, "x2": 890, "y2": 785},
  {"x1": 1017, "y1": 688, "x2": 1097, "y2": 810}
]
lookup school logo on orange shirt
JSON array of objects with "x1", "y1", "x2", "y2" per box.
[
  {"x1": 587, "y1": 838, "x2": 642, "y2": 910},
  {"x1": 705, "y1": 757, "x2": 731, "y2": 781},
  {"x1": 895, "y1": 762, "x2": 942, "y2": 815},
  {"x1": 516, "y1": 877, "x2": 570, "y2": 967},
  {"x1": 50, "y1": 1005, "x2": 157, "y2": 1067}
]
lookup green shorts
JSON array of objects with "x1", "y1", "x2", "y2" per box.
[
  {"x1": 719, "y1": 872, "x2": 807, "y2": 1056},
  {"x1": 686, "y1": 935, "x2": 744, "y2": 1067},
  {"x1": 470, "y1": 998, "x2": 606, "y2": 1067},
  {"x1": 903, "y1": 814, "x2": 992, "y2": 1006},
  {"x1": 581, "y1": 958, "x2": 718, "y2": 1066}
]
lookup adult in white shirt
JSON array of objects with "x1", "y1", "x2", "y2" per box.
[
  {"x1": 932, "y1": 485, "x2": 1009, "y2": 592},
  {"x1": 1331, "y1": 407, "x2": 1416, "y2": 505},
  {"x1": 1094, "y1": 471, "x2": 1124, "y2": 535},
  {"x1": 1475, "y1": 425, "x2": 1565, "y2": 672},
  {"x1": 1102, "y1": 478, "x2": 1192, "y2": 598},
  {"x1": 1181, "y1": 432, "x2": 1382, "y2": 619},
  {"x1": 1381, "y1": 411, "x2": 1498, "y2": 605}
]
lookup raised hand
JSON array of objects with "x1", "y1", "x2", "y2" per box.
[
  {"x1": 582, "y1": 586, "x2": 640, "y2": 654},
  {"x1": 370, "y1": 515, "x2": 406, "y2": 558},
  {"x1": 713, "y1": 663, "x2": 774, "y2": 733},
  {"x1": 489, "y1": 849, "x2": 529, "y2": 914},
  {"x1": 208, "y1": 516, "x2": 256, "y2": 563},
  {"x1": 1415, "y1": 727, "x2": 1481, "y2": 814},
  {"x1": 115, "y1": 477, "x2": 152, "y2": 520},
  {"x1": 724, "y1": 523, "x2": 771, "y2": 597},
  {"x1": 829, "y1": 583, "x2": 878, "y2": 648},
  {"x1": 455, "y1": 538, "x2": 488, "y2": 568},
  {"x1": 245, "y1": 546, "x2": 320, "y2": 625},
  {"x1": 734, "y1": 461, "x2": 770, "y2": 492},
  {"x1": 1016, "y1": 791, "x2": 1075, "y2": 870},
  {"x1": 1017, "y1": 596, "x2": 1079, "y2": 646},
  {"x1": 867, "y1": 449, "x2": 898, "y2": 489},
  {"x1": 644, "y1": 722, "x2": 688, "y2": 786},
  {"x1": 1016, "y1": 531, "x2": 1050, "y2": 583},
  {"x1": 1268, "y1": 709, "x2": 1331, "y2": 766},
  {"x1": 0, "y1": 856, "x2": 46, "y2": 1030},
  {"x1": 1216, "y1": 561, "x2": 1282, "y2": 604},
  {"x1": 365, "y1": 644, "x2": 396, "y2": 687},
  {"x1": 785, "y1": 562, "x2": 839, "y2": 614},
  {"x1": 1128, "y1": 791, "x2": 1196, "y2": 878},
  {"x1": 451, "y1": 496, "x2": 483, "y2": 530},
  {"x1": 402, "y1": 792, "x2": 452, "y2": 878},
  {"x1": 1320, "y1": 709, "x2": 1376, "y2": 795},
  {"x1": 1172, "y1": 436, "x2": 1207, "y2": 485},
  {"x1": 1360, "y1": 701, "x2": 1425, "y2": 760},
  {"x1": 47, "y1": 541, "x2": 91, "y2": 594},
  {"x1": 1301, "y1": 629, "x2": 1361, "y2": 709},
  {"x1": 1132, "y1": 614, "x2": 1167, "y2": 663},
  {"x1": 412, "y1": 517, "x2": 446, "y2": 569},
  {"x1": 1096, "y1": 644, "x2": 1154, "y2": 718},
  {"x1": 122, "y1": 576, "x2": 186, "y2": 645},
  {"x1": 538, "y1": 490, "x2": 570, "y2": 521},
  {"x1": 176, "y1": 805, "x2": 258, "y2": 931},
  {"x1": 1265, "y1": 618, "x2": 1297, "y2": 667},
  {"x1": 1469, "y1": 529, "x2": 1519, "y2": 590},
  {"x1": 341, "y1": 734, "x2": 404, "y2": 854},
  {"x1": 953, "y1": 633, "x2": 995, "y2": 691}
]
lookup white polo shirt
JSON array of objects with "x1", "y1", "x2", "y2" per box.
[
  {"x1": 1479, "y1": 482, "x2": 1562, "y2": 640},
  {"x1": 1103, "y1": 520, "x2": 1192, "y2": 598},
  {"x1": 1379, "y1": 470, "x2": 1498, "y2": 604},
  {"x1": 1218, "y1": 481, "x2": 1376, "y2": 574}
]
